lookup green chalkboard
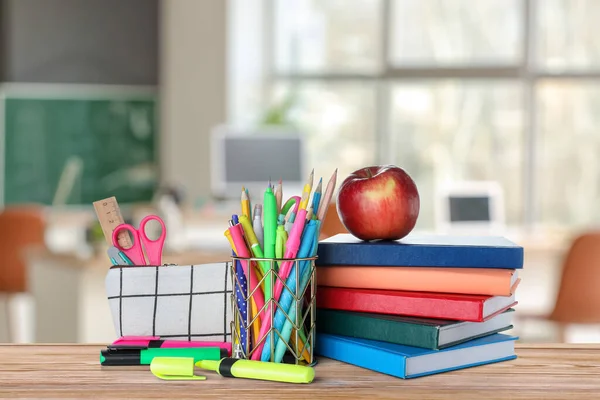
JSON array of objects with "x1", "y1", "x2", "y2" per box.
[{"x1": 1, "y1": 89, "x2": 158, "y2": 205}]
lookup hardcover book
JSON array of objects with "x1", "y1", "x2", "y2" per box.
[
  {"x1": 316, "y1": 266, "x2": 520, "y2": 296},
  {"x1": 316, "y1": 308, "x2": 514, "y2": 350},
  {"x1": 315, "y1": 333, "x2": 517, "y2": 379},
  {"x1": 316, "y1": 286, "x2": 517, "y2": 322},
  {"x1": 316, "y1": 233, "x2": 523, "y2": 269}
]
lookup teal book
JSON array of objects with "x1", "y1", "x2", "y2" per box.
[
  {"x1": 315, "y1": 333, "x2": 517, "y2": 379},
  {"x1": 316, "y1": 233, "x2": 523, "y2": 268},
  {"x1": 316, "y1": 309, "x2": 514, "y2": 350}
]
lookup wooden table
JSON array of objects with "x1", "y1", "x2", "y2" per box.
[{"x1": 1, "y1": 344, "x2": 600, "y2": 399}]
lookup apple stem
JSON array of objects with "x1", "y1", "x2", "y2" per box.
[{"x1": 363, "y1": 168, "x2": 373, "y2": 178}]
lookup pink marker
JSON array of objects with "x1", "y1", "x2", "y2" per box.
[
  {"x1": 110, "y1": 336, "x2": 232, "y2": 355},
  {"x1": 252, "y1": 208, "x2": 308, "y2": 360}
]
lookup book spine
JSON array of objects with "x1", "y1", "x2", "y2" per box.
[
  {"x1": 316, "y1": 309, "x2": 439, "y2": 349},
  {"x1": 317, "y1": 287, "x2": 484, "y2": 322},
  {"x1": 316, "y1": 244, "x2": 523, "y2": 269}
]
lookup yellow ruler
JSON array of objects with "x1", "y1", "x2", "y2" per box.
[{"x1": 93, "y1": 196, "x2": 132, "y2": 249}]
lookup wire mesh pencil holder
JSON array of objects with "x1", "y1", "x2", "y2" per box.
[{"x1": 229, "y1": 255, "x2": 317, "y2": 366}]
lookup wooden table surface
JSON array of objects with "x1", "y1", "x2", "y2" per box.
[{"x1": 1, "y1": 344, "x2": 600, "y2": 399}]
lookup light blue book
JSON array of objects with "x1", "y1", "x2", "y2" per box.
[{"x1": 315, "y1": 333, "x2": 517, "y2": 379}]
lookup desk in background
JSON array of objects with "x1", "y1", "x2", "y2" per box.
[{"x1": 1, "y1": 344, "x2": 599, "y2": 399}]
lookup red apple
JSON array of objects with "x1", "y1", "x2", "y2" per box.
[{"x1": 336, "y1": 165, "x2": 420, "y2": 241}]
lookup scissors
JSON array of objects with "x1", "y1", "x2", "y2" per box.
[{"x1": 112, "y1": 215, "x2": 166, "y2": 265}]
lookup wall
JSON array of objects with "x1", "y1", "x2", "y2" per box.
[
  {"x1": 0, "y1": 0, "x2": 158, "y2": 84},
  {"x1": 159, "y1": 0, "x2": 227, "y2": 202}
]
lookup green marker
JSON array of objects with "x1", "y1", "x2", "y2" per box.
[
  {"x1": 196, "y1": 357, "x2": 315, "y2": 384},
  {"x1": 99, "y1": 347, "x2": 227, "y2": 366},
  {"x1": 263, "y1": 184, "x2": 278, "y2": 299}
]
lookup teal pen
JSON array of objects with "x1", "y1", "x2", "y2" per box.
[{"x1": 273, "y1": 221, "x2": 320, "y2": 363}]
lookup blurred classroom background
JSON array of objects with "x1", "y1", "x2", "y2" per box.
[{"x1": 0, "y1": 0, "x2": 599, "y2": 345}]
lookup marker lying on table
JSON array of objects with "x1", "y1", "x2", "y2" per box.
[
  {"x1": 195, "y1": 358, "x2": 315, "y2": 384},
  {"x1": 99, "y1": 346, "x2": 227, "y2": 366},
  {"x1": 109, "y1": 336, "x2": 232, "y2": 355}
]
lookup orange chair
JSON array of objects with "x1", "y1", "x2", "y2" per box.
[
  {"x1": 0, "y1": 206, "x2": 46, "y2": 342},
  {"x1": 517, "y1": 231, "x2": 600, "y2": 341}
]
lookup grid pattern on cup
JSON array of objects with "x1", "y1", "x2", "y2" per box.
[{"x1": 105, "y1": 263, "x2": 233, "y2": 341}]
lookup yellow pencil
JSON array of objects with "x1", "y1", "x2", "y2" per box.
[
  {"x1": 299, "y1": 169, "x2": 314, "y2": 210},
  {"x1": 241, "y1": 187, "x2": 251, "y2": 218}
]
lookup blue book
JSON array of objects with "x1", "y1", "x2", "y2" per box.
[
  {"x1": 316, "y1": 233, "x2": 523, "y2": 269},
  {"x1": 315, "y1": 333, "x2": 517, "y2": 379}
]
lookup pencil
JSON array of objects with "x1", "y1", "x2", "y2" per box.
[
  {"x1": 311, "y1": 177, "x2": 322, "y2": 216},
  {"x1": 275, "y1": 178, "x2": 283, "y2": 213},
  {"x1": 241, "y1": 187, "x2": 251, "y2": 218},
  {"x1": 306, "y1": 206, "x2": 314, "y2": 221},
  {"x1": 299, "y1": 169, "x2": 314, "y2": 210},
  {"x1": 246, "y1": 187, "x2": 252, "y2": 219},
  {"x1": 316, "y1": 168, "x2": 337, "y2": 222}
]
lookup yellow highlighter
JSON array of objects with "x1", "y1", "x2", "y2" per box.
[{"x1": 196, "y1": 358, "x2": 315, "y2": 384}]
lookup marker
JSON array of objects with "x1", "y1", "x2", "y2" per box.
[
  {"x1": 109, "y1": 337, "x2": 232, "y2": 355},
  {"x1": 99, "y1": 347, "x2": 227, "y2": 366},
  {"x1": 195, "y1": 358, "x2": 315, "y2": 384}
]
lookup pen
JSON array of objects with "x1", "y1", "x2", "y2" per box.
[
  {"x1": 253, "y1": 204, "x2": 263, "y2": 248},
  {"x1": 100, "y1": 346, "x2": 226, "y2": 366}
]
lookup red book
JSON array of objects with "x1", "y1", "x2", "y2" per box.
[{"x1": 316, "y1": 286, "x2": 517, "y2": 322}]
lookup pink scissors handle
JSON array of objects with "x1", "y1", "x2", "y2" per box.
[
  {"x1": 112, "y1": 224, "x2": 146, "y2": 265},
  {"x1": 138, "y1": 215, "x2": 166, "y2": 265}
]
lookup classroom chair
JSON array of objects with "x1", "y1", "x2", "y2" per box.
[
  {"x1": 0, "y1": 206, "x2": 46, "y2": 342},
  {"x1": 516, "y1": 231, "x2": 600, "y2": 342}
]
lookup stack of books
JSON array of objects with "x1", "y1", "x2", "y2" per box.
[{"x1": 313, "y1": 233, "x2": 522, "y2": 379}]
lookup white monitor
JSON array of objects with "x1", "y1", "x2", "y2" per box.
[
  {"x1": 210, "y1": 125, "x2": 306, "y2": 201},
  {"x1": 435, "y1": 181, "x2": 505, "y2": 235}
]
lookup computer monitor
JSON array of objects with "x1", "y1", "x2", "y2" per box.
[
  {"x1": 210, "y1": 125, "x2": 306, "y2": 201},
  {"x1": 435, "y1": 181, "x2": 505, "y2": 234}
]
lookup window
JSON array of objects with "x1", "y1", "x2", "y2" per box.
[{"x1": 229, "y1": 0, "x2": 600, "y2": 231}]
